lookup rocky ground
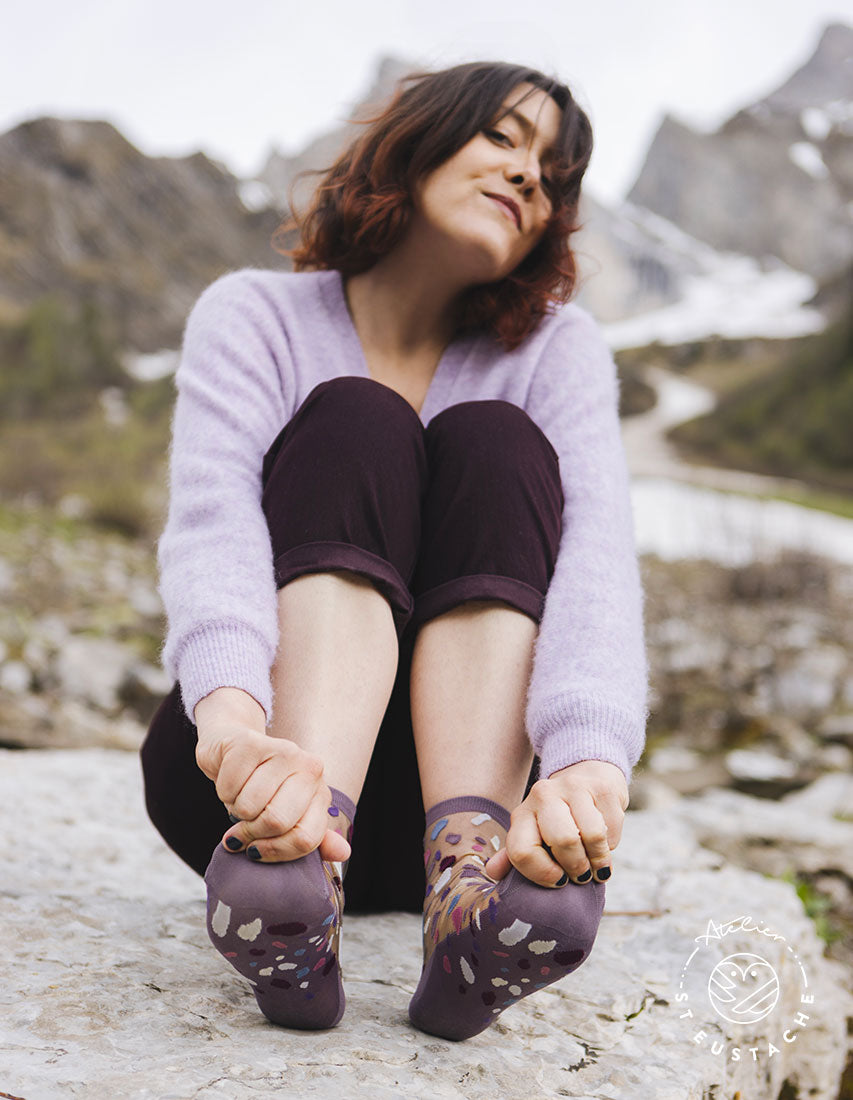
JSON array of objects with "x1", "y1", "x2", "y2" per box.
[
  {"x1": 2, "y1": 748, "x2": 851, "y2": 1099},
  {"x1": 2, "y1": 502, "x2": 853, "y2": 1096}
]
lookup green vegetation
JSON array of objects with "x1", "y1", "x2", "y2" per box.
[
  {"x1": 0, "y1": 294, "x2": 126, "y2": 419},
  {"x1": 777, "y1": 869, "x2": 844, "y2": 948},
  {"x1": 0, "y1": 294, "x2": 174, "y2": 539},
  {"x1": 670, "y1": 310, "x2": 853, "y2": 493}
]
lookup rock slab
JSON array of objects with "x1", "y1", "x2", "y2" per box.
[{"x1": 1, "y1": 749, "x2": 850, "y2": 1099}]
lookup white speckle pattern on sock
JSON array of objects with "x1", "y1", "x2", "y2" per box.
[
  {"x1": 528, "y1": 939, "x2": 557, "y2": 954},
  {"x1": 498, "y1": 919, "x2": 532, "y2": 946},
  {"x1": 434, "y1": 866, "x2": 452, "y2": 892},
  {"x1": 278, "y1": 962, "x2": 297, "y2": 970},
  {"x1": 460, "y1": 957, "x2": 475, "y2": 984},
  {"x1": 210, "y1": 900, "x2": 231, "y2": 938},
  {"x1": 237, "y1": 918, "x2": 263, "y2": 942},
  {"x1": 490, "y1": 835, "x2": 501, "y2": 850},
  {"x1": 470, "y1": 813, "x2": 491, "y2": 825},
  {"x1": 509, "y1": 984, "x2": 522, "y2": 996},
  {"x1": 258, "y1": 967, "x2": 273, "y2": 977},
  {"x1": 492, "y1": 977, "x2": 508, "y2": 987}
]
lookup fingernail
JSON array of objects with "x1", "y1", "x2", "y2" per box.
[
  {"x1": 247, "y1": 845, "x2": 262, "y2": 861},
  {"x1": 555, "y1": 872, "x2": 569, "y2": 887},
  {"x1": 574, "y1": 869, "x2": 593, "y2": 883},
  {"x1": 225, "y1": 836, "x2": 243, "y2": 851},
  {"x1": 228, "y1": 813, "x2": 240, "y2": 824},
  {"x1": 595, "y1": 866, "x2": 611, "y2": 881}
]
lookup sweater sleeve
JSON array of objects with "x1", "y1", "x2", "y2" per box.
[
  {"x1": 156, "y1": 270, "x2": 291, "y2": 724},
  {"x1": 523, "y1": 307, "x2": 648, "y2": 785}
]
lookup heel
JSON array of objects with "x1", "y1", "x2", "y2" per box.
[{"x1": 205, "y1": 846, "x2": 346, "y2": 1029}]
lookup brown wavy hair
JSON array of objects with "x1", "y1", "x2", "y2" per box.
[{"x1": 271, "y1": 61, "x2": 593, "y2": 350}]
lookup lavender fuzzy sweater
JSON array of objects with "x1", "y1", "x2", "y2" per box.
[{"x1": 157, "y1": 267, "x2": 648, "y2": 783}]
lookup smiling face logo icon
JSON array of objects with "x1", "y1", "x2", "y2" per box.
[{"x1": 707, "y1": 952, "x2": 780, "y2": 1025}]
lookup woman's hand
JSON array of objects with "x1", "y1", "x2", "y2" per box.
[
  {"x1": 194, "y1": 687, "x2": 351, "y2": 864},
  {"x1": 483, "y1": 760, "x2": 628, "y2": 887}
]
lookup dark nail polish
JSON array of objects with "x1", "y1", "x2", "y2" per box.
[
  {"x1": 575, "y1": 868, "x2": 593, "y2": 883},
  {"x1": 247, "y1": 845, "x2": 262, "y2": 861},
  {"x1": 595, "y1": 866, "x2": 611, "y2": 881},
  {"x1": 225, "y1": 836, "x2": 243, "y2": 851},
  {"x1": 555, "y1": 872, "x2": 569, "y2": 887},
  {"x1": 228, "y1": 813, "x2": 241, "y2": 824}
]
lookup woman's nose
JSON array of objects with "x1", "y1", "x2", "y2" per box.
[{"x1": 505, "y1": 158, "x2": 541, "y2": 194}]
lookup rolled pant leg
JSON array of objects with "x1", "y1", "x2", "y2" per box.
[
  {"x1": 261, "y1": 377, "x2": 427, "y2": 636},
  {"x1": 411, "y1": 399, "x2": 564, "y2": 627},
  {"x1": 140, "y1": 377, "x2": 427, "y2": 880},
  {"x1": 345, "y1": 399, "x2": 564, "y2": 913}
]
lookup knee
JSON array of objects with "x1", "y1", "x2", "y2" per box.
[
  {"x1": 427, "y1": 400, "x2": 560, "y2": 478},
  {"x1": 307, "y1": 377, "x2": 423, "y2": 433},
  {"x1": 283, "y1": 377, "x2": 426, "y2": 467}
]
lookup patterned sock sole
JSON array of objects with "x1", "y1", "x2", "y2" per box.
[
  {"x1": 408, "y1": 795, "x2": 606, "y2": 1041},
  {"x1": 204, "y1": 786, "x2": 355, "y2": 1030}
]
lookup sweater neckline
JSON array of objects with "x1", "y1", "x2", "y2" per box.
[{"x1": 320, "y1": 268, "x2": 469, "y2": 425}]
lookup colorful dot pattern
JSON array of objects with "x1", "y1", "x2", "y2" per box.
[
  {"x1": 409, "y1": 805, "x2": 600, "y2": 1041},
  {"x1": 204, "y1": 801, "x2": 353, "y2": 1029}
]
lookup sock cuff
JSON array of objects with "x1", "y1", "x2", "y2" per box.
[
  {"x1": 423, "y1": 795, "x2": 511, "y2": 832},
  {"x1": 327, "y1": 785, "x2": 357, "y2": 825}
]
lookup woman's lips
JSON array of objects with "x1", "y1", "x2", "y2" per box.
[{"x1": 484, "y1": 193, "x2": 521, "y2": 230}]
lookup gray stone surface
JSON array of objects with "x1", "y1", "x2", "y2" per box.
[{"x1": 2, "y1": 748, "x2": 851, "y2": 1100}]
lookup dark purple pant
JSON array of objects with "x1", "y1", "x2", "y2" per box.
[{"x1": 140, "y1": 377, "x2": 563, "y2": 913}]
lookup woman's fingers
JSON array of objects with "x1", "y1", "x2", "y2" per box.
[
  {"x1": 553, "y1": 788, "x2": 612, "y2": 883},
  {"x1": 483, "y1": 847, "x2": 511, "y2": 881},
  {"x1": 227, "y1": 757, "x2": 321, "y2": 840},
  {"x1": 317, "y1": 828, "x2": 352, "y2": 863},
  {"x1": 502, "y1": 779, "x2": 618, "y2": 887},
  {"x1": 505, "y1": 802, "x2": 578, "y2": 887},
  {"x1": 233, "y1": 782, "x2": 333, "y2": 863},
  {"x1": 213, "y1": 730, "x2": 323, "y2": 815}
]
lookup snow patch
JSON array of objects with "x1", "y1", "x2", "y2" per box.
[
  {"x1": 601, "y1": 207, "x2": 825, "y2": 349},
  {"x1": 631, "y1": 479, "x2": 853, "y2": 567}
]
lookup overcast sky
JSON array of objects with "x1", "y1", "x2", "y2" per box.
[{"x1": 3, "y1": 0, "x2": 851, "y2": 203}]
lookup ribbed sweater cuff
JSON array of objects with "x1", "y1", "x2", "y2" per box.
[
  {"x1": 175, "y1": 622, "x2": 273, "y2": 725},
  {"x1": 530, "y1": 694, "x2": 646, "y2": 786}
]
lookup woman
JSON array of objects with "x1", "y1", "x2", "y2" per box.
[{"x1": 140, "y1": 60, "x2": 647, "y2": 1041}]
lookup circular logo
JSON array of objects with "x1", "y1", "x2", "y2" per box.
[
  {"x1": 672, "y1": 915, "x2": 817, "y2": 1065},
  {"x1": 707, "y1": 952, "x2": 780, "y2": 1024}
]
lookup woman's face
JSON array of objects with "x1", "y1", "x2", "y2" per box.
[{"x1": 412, "y1": 83, "x2": 562, "y2": 283}]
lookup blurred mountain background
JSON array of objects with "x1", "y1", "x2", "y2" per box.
[{"x1": 0, "y1": 24, "x2": 850, "y2": 538}]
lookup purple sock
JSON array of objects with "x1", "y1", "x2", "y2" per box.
[
  {"x1": 204, "y1": 786, "x2": 356, "y2": 1030},
  {"x1": 408, "y1": 795, "x2": 606, "y2": 1041}
]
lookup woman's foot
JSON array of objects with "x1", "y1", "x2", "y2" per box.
[
  {"x1": 205, "y1": 790, "x2": 354, "y2": 1030},
  {"x1": 408, "y1": 796, "x2": 605, "y2": 1040}
]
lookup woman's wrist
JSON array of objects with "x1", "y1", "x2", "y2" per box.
[{"x1": 194, "y1": 686, "x2": 267, "y2": 740}]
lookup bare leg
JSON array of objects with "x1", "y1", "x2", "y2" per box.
[
  {"x1": 268, "y1": 570, "x2": 399, "y2": 804},
  {"x1": 410, "y1": 599, "x2": 537, "y2": 810}
]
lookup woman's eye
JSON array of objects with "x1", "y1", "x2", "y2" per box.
[{"x1": 486, "y1": 129, "x2": 512, "y2": 145}]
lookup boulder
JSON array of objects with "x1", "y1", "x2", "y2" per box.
[{"x1": 2, "y1": 748, "x2": 850, "y2": 1099}]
